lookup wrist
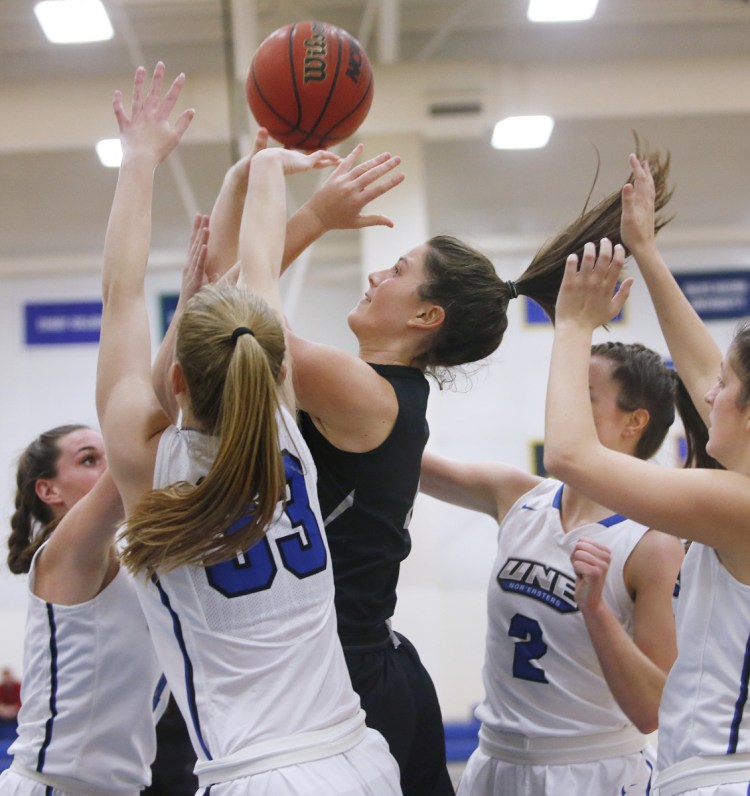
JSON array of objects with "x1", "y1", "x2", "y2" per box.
[
  {"x1": 296, "y1": 203, "x2": 328, "y2": 238},
  {"x1": 580, "y1": 596, "x2": 608, "y2": 624},
  {"x1": 554, "y1": 316, "x2": 596, "y2": 336},
  {"x1": 628, "y1": 238, "x2": 659, "y2": 259},
  {"x1": 119, "y1": 151, "x2": 159, "y2": 174}
]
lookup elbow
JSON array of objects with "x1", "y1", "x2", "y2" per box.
[
  {"x1": 633, "y1": 710, "x2": 659, "y2": 736},
  {"x1": 542, "y1": 444, "x2": 575, "y2": 482}
]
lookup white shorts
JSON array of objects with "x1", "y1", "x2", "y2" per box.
[
  {"x1": 456, "y1": 744, "x2": 655, "y2": 796},
  {"x1": 0, "y1": 769, "x2": 81, "y2": 796},
  {"x1": 200, "y1": 728, "x2": 401, "y2": 796},
  {"x1": 652, "y1": 753, "x2": 750, "y2": 796}
]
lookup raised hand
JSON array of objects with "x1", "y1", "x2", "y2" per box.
[
  {"x1": 621, "y1": 154, "x2": 656, "y2": 255},
  {"x1": 112, "y1": 62, "x2": 194, "y2": 167},
  {"x1": 556, "y1": 238, "x2": 632, "y2": 330},
  {"x1": 269, "y1": 147, "x2": 342, "y2": 176},
  {"x1": 179, "y1": 214, "x2": 210, "y2": 305},
  {"x1": 305, "y1": 144, "x2": 404, "y2": 231}
]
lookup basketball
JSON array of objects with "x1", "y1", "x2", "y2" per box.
[{"x1": 246, "y1": 20, "x2": 374, "y2": 150}]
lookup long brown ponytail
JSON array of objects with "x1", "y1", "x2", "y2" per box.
[{"x1": 418, "y1": 139, "x2": 673, "y2": 379}]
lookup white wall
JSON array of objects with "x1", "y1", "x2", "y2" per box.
[{"x1": 0, "y1": 239, "x2": 746, "y2": 723}]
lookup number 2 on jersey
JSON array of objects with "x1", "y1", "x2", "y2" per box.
[
  {"x1": 508, "y1": 613, "x2": 549, "y2": 683},
  {"x1": 205, "y1": 450, "x2": 327, "y2": 597}
]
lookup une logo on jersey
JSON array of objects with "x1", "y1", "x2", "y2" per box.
[{"x1": 497, "y1": 558, "x2": 578, "y2": 614}]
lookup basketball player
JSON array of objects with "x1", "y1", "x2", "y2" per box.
[
  {"x1": 420, "y1": 336, "x2": 703, "y2": 793},
  {"x1": 0, "y1": 426, "x2": 166, "y2": 794},
  {"x1": 198, "y1": 137, "x2": 673, "y2": 795},
  {"x1": 96, "y1": 62, "x2": 400, "y2": 793},
  {"x1": 544, "y1": 154, "x2": 750, "y2": 795}
]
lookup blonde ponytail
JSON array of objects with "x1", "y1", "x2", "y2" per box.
[{"x1": 120, "y1": 283, "x2": 286, "y2": 574}]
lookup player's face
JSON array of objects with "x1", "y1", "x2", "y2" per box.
[
  {"x1": 348, "y1": 244, "x2": 432, "y2": 340},
  {"x1": 44, "y1": 428, "x2": 107, "y2": 514},
  {"x1": 588, "y1": 356, "x2": 635, "y2": 453},
  {"x1": 704, "y1": 356, "x2": 750, "y2": 469}
]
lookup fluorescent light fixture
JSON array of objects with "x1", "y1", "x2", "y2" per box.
[
  {"x1": 528, "y1": 0, "x2": 599, "y2": 22},
  {"x1": 34, "y1": 0, "x2": 114, "y2": 44},
  {"x1": 96, "y1": 138, "x2": 122, "y2": 168},
  {"x1": 491, "y1": 115, "x2": 554, "y2": 150}
]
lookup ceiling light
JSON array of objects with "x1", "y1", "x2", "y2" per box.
[
  {"x1": 34, "y1": 0, "x2": 114, "y2": 44},
  {"x1": 491, "y1": 116, "x2": 554, "y2": 150},
  {"x1": 96, "y1": 139, "x2": 122, "y2": 168},
  {"x1": 528, "y1": 0, "x2": 599, "y2": 22}
]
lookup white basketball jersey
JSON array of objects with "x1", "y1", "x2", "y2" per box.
[
  {"x1": 657, "y1": 542, "x2": 750, "y2": 769},
  {"x1": 135, "y1": 409, "x2": 361, "y2": 778},
  {"x1": 9, "y1": 546, "x2": 163, "y2": 792},
  {"x1": 476, "y1": 478, "x2": 650, "y2": 738}
]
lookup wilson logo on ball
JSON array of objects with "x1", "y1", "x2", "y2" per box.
[
  {"x1": 303, "y1": 23, "x2": 327, "y2": 83},
  {"x1": 246, "y1": 20, "x2": 374, "y2": 150}
]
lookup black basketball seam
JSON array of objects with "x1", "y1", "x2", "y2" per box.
[
  {"x1": 296, "y1": 27, "x2": 344, "y2": 150},
  {"x1": 249, "y1": 65, "x2": 299, "y2": 134},
  {"x1": 289, "y1": 22, "x2": 303, "y2": 128},
  {"x1": 318, "y1": 75, "x2": 373, "y2": 145}
]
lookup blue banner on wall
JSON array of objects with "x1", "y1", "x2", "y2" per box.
[
  {"x1": 525, "y1": 295, "x2": 623, "y2": 325},
  {"x1": 160, "y1": 293, "x2": 179, "y2": 339},
  {"x1": 674, "y1": 270, "x2": 750, "y2": 320},
  {"x1": 25, "y1": 301, "x2": 102, "y2": 345}
]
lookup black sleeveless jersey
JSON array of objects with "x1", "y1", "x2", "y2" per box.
[{"x1": 298, "y1": 364, "x2": 429, "y2": 646}]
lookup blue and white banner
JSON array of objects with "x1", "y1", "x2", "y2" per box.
[
  {"x1": 25, "y1": 301, "x2": 102, "y2": 345},
  {"x1": 674, "y1": 270, "x2": 750, "y2": 321}
]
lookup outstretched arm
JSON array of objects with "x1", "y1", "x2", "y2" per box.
[
  {"x1": 97, "y1": 63, "x2": 194, "y2": 506},
  {"x1": 33, "y1": 469, "x2": 123, "y2": 605},
  {"x1": 544, "y1": 239, "x2": 750, "y2": 561},
  {"x1": 237, "y1": 148, "x2": 340, "y2": 314},
  {"x1": 282, "y1": 144, "x2": 404, "y2": 273},
  {"x1": 572, "y1": 533, "x2": 683, "y2": 733},
  {"x1": 202, "y1": 128, "x2": 269, "y2": 282},
  {"x1": 236, "y1": 147, "x2": 340, "y2": 412},
  {"x1": 621, "y1": 154, "x2": 721, "y2": 424},
  {"x1": 420, "y1": 451, "x2": 540, "y2": 522}
]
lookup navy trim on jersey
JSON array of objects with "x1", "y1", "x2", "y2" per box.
[
  {"x1": 153, "y1": 575, "x2": 212, "y2": 761},
  {"x1": 728, "y1": 630, "x2": 750, "y2": 753},
  {"x1": 597, "y1": 512, "x2": 627, "y2": 527},
  {"x1": 552, "y1": 484, "x2": 626, "y2": 526},
  {"x1": 152, "y1": 672, "x2": 168, "y2": 711},
  {"x1": 37, "y1": 603, "x2": 59, "y2": 772}
]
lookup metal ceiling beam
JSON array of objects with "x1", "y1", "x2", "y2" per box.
[{"x1": 377, "y1": 0, "x2": 400, "y2": 64}]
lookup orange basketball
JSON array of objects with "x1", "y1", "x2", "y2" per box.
[{"x1": 246, "y1": 20, "x2": 374, "y2": 150}]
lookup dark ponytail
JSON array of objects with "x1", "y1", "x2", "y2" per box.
[
  {"x1": 514, "y1": 143, "x2": 673, "y2": 322},
  {"x1": 417, "y1": 138, "x2": 673, "y2": 381},
  {"x1": 673, "y1": 373, "x2": 722, "y2": 470}
]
